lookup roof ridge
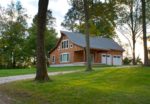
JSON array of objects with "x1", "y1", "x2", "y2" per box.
[{"x1": 60, "y1": 31, "x2": 124, "y2": 51}]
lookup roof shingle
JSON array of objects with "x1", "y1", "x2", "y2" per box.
[{"x1": 61, "y1": 31, "x2": 124, "y2": 51}]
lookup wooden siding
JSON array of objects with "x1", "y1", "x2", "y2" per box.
[
  {"x1": 50, "y1": 35, "x2": 84, "y2": 65},
  {"x1": 49, "y1": 34, "x2": 123, "y2": 65}
]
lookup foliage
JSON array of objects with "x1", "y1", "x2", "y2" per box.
[
  {"x1": 123, "y1": 57, "x2": 132, "y2": 65},
  {"x1": 0, "y1": 67, "x2": 150, "y2": 104},
  {"x1": 62, "y1": 0, "x2": 117, "y2": 38},
  {"x1": 117, "y1": 0, "x2": 142, "y2": 65},
  {"x1": 146, "y1": 0, "x2": 150, "y2": 22},
  {"x1": 135, "y1": 56, "x2": 143, "y2": 65},
  {"x1": 0, "y1": 1, "x2": 28, "y2": 68},
  {"x1": 123, "y1": 56, "x2": 143, "y2": 65},
  {"x1": 0, "y1": 1, "x2": 57, "y2": 69},
  {"x1": 25, "y1": 13, "x2": 57, "y2": 66}
]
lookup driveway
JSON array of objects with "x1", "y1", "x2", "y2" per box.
[
  {"x1": 0, "y1": 70, "x2": 80, "y2": 104},
  {"x1": 0, "y1": 70, "x2": 79, "y2": 85}
]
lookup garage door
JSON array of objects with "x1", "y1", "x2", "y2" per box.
[
  {"x1": 113, "y1": 55, "x2": 122, "y2": 65},
  {"x1": 101, "y1": 54, "x2": 112, "y2": 65}
]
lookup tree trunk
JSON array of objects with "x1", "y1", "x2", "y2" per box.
[
  {"x1": 141, "y1": 0, "x2": 149, "y2": 66},
  {"x1": 12, "y1": 52, "x2": 16, "y2": 68},
  {"x1": 35, "y1": 0, "x2": 49, "y2": 81},
  {"x1": 83, "y1": 0, "x2": 92, "y2": 71},
  {"x1": 130, "y1": 2, "x2": 136, "y2": 65},
  {"x1": 132, "y1": 34, "x2": 136, "y2": 65}
]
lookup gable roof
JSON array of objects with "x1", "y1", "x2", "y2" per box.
[{"x1": 61, "y1": 31, "x2": 124, "y2": 51}]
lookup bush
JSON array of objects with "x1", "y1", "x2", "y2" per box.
[{"x1": 123, "y1": 57, "x2": 132, "y2": 65}]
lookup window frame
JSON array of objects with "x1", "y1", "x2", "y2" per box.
[
  {"x1": 52, "y1": 55, "x2": 55, "y2": 63},
  {"x1": 60, "y1": 53, "x2": 70, "y2": 63},
  {"x1": 61, "y1": 39, "x2": 69, "y2": 49}
]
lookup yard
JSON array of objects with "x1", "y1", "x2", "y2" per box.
[
  {"x1": 0, "y1": 66, "x2": 150, "y2": 104},
  {"x1": 0, "y1": 66, "x2": 86, "y2": 77}
]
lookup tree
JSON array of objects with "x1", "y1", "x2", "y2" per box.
[
  {"x1": 141, "y1": 0, "x2": 148, "y2": 65},
  {"x1": 83, "y1": 0, "x2": 92, "y2": 71},
  {"x1": 35, "y1": 0, "x2": 49, "y2": 81},
  {"x1": 0, "y1": 1, "x2": 28, "y2": 68},
  {"x1": 117, "y1": 0, "x2": 142, "y2": 65},
  {"x1": 62, "y1": 0, "x2": 117, "y2": 38},
  {"x1": 61, "y1": 7, "x2": 82, "y2": 32},
  {"x1": 25, "y1": 13, "x2": 57, "y2": 66}
]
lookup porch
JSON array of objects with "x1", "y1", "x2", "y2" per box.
[
  {"x1": 73, "y1": 49, "x2": 108, "y2": 64},
  {"x1": 73, "y1": 49, "x2": 122, "y2": 65}
]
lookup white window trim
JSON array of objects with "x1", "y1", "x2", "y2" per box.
[
  {"x1": 60, "y1": 53, "x2": 70, "y2": 63},
  {"x1": 61, "y1": 39, "x2": 69, "y2": 49}
]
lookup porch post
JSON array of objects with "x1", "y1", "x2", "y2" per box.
[{"x1": 83, "y1": 49, "x2": 86, "y2": 62}]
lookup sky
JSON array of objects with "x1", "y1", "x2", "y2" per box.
[
  {"x1": 0, "y1": 0, "x2": 71, "y2": 36},
  {"x1": 0, "y1": 0, "x2": 149, "y2": 61}
]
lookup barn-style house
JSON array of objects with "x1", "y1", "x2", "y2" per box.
[{"x1": 49, "y1": 31, "x2": 124, "y2": 66}]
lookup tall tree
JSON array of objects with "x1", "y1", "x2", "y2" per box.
[
  {"x1": 141, "y1": 0, "x2": 149, "y2": 65},
  {"x1": 25, "y1": 13, "x2": 57, "y2": 66},
  {"x1": 61, "y1": 7, "x2": 82, "y2": 32},
  {"x1": 83, "y1": 0, "x2": 92, "y2": 71},
  {"x1": 62, "y1": 0, "x2": 117, "y2": 38},
  {"x1": 35, "y1": 0, "x2": 49, "y2": 81},
  {"x1": 117, "y1": 0, "x2": 142, "y2": 65},
  {"x1": 0, "y1": 1, "x2": 28, "y2": 68}
]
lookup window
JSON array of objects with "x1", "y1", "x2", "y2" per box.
[
  {"x1": 60, "y1": 53, "x2": 70, "y2": 62},
  {"x1": 114, "y1": 56, "x2": 116, "y2": 58},
  {"x1": 52, "y1": 56, "x2": 55, "y2": 63},
  {"x1": 70, "y1": 44, "x2": 73, "y2": 48},
  {"x1": 117, "y1": 56, "x2": 120, "y2": 58},
  {"x1": 102, "y1": 55, "x2": 106, "y2": 57},
  {"x1": 62, "y1": 40, "x2": 69, "y2": 49},
  {"x1": 107, "y1": 55, "x2": 110, "y2": 57}
]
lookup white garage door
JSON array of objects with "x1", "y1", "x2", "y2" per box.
[
  {"x1": 113, "y1": 55, "x2": 122, "y2": 65},
  {"x1": 101, "y1": 54, "x2": 112, "y2": 65}
]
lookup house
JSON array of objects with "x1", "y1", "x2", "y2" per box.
[{"x1": 49, "y1": 31, "x2": 124, "y2": 67}]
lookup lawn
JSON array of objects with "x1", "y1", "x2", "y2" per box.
[
  {"x1": 0, "y1": 66, "x2": 149, "y2": 104},
  {"x1": 0, "y1": 66, "x2": 86, "y2": 77}
]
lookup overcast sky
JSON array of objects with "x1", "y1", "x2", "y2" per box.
[{"x1": 0, "y1": 0, "x2": 71, "y2": 36}]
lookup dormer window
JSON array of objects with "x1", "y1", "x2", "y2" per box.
[{"x1": 62, "y1": 40, "x2": 69, "y2": 49}]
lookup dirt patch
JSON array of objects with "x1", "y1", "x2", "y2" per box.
[{"x1": 0, "y1": 92, "x2": 15, "y2": 104}]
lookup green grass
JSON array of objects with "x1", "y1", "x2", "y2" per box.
[
  {"x1": 0, "y1": 66, "x2": 150, "y2": 104},
  {"x1": 0, "y1": 66, "x2": 86, "y2": 77}
]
